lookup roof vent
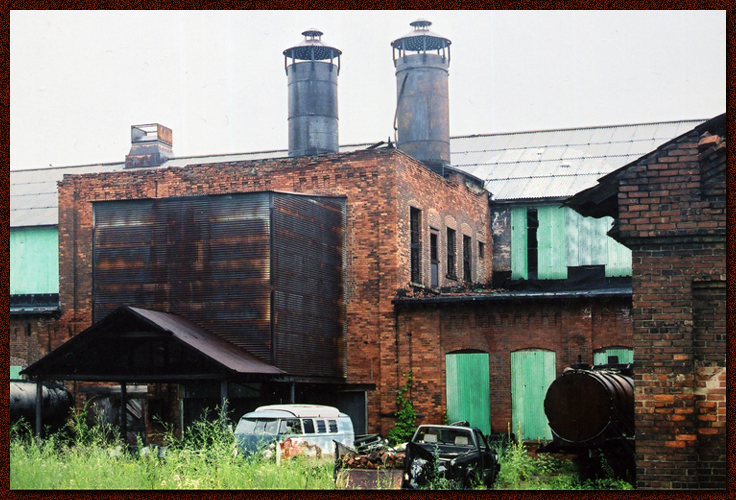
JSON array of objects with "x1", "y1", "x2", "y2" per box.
[{"x1": 125, "y1": 123, "x2": 173, "y2": 169}]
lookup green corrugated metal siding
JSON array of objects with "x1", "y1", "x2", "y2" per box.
[
  {"x1": 605, "y1": 232, "x2": 632, "y2": 277},
  {"x1": 446, "y1": 352, "x2": 491, "y2": 435},
  {"x1": 10, "y1": 226, "x2": 59, "y2": 295},
  {"x1": 537, "y1": 206, "x2": 567, "y2": 279},
  {"x1": 512, "y1": 206, "x2": 632, "y2": 280},
  {"x1": 511, "y1": 350, "x2": 555, "y2": 440},
  {"x1": 594, "y1": 348, "x2": 633, "y2": 365},
  {"x1": 510, "y1": 207, "x2": 528, "y2": 280}
]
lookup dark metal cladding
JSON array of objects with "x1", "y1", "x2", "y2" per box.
[
  {"x1": 284, "y1": 29, "x2": 341, "y2": 157},
  {"x1": 272, "y1": 194, "x2": 346, "y2": 378},
  {"x1": 92, "y1": 191, "x2": 346, "y2": 380},
  {"x1": 391, "y1": 19, "x2": 451, "y2": 173}
]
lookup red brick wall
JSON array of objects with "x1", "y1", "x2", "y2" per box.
[
  {"x1": 54, "y1": 148, "x2": 490, "y2": 435},
  {"x1": 395, "y1": 297, "x2": 633, "y2": 433},
  {"x1": 615, "y1": 126, "x2": 727, "y2": 489},
  {"x1": 10, "y1": 317, "x2": 71, "y2": 368}
]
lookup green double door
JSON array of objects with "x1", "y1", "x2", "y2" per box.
[
  {"x1": 445, "y1": 352, "x2": 491, "y2": 435},
  {"x1": 511, "y1": 350, "x2": 555, "y2": 441}
]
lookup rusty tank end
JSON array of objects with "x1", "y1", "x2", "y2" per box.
[{"x1": 543, "y1": 367, "x2": 634, "y2": 447}]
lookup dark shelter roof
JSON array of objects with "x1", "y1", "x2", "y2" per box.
[{"x1": 21, "y1": 306, "x2": 284, "y2": 382}]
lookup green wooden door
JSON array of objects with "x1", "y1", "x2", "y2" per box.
[
  {"x1": 446, "y1": 352, "x2": 491, "y2": 435},
  {"x1": 594, "y1": 347, "x2": 633, "y2": 365},
  {"x1": 511, "y1": 350, "x2": 555, "y2": 440}
]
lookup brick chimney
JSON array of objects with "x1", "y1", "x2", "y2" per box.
[{"x1": 125, "y1": 123, "x2": 173, "y2": 168}]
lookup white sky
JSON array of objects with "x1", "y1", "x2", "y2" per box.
[{"x1": 10, "y1": 10, "x2": 726, "y2": 170}]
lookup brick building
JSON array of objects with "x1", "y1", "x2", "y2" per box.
[
  {"x1": 569, "y1": 113, "x2": 727, "y2": 489},
  {"x1": 22, "y1": 142, "x2": 490, "y2": 438},
  {"x1": 9, "y1": 19, "x2": 724, "y2": 489}
]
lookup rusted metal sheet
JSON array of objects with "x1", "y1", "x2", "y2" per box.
[
  {"x1": 272, "y1": 194, "x2": 346, "y2": 378},
  {"x1": 92, "y1": 191, "x2": 345, "y2": 379}
]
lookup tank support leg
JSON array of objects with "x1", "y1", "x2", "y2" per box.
[{"x1": 35, "y1": 379, "x2": 43, "y2": 439}]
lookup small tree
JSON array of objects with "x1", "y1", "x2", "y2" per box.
[{"x1": 387, "y1": 371, "x2": 416, "y2": 445}]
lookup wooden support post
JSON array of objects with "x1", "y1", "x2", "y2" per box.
[
  {"x1": 35, "y1": 379, "x2": 43, "y2": 439},
  {"x1": 120, "y1": 382, "x2": 127, "y2": 445},
  {"x1": 220, "y1": 379, "x2": 228, "y2": 429}
]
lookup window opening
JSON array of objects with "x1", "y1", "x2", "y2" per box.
[
  {"x1": 447, "y1": 228, "x2": 457, "y2": 279},
  {"x1": 478, "y1": 241, "x2": 485, "y2": 259},
  {"x1": 527, "y1": 208, "x2": 539, "y2": 279},
  {"x1": 316, "y1": 419, "x2": 327, "y2": 433},
  {"x1": 463, "y1": 235, "x2": 472, "y2": 282},
  {"x1": 328, "y1": 420, "x2": 338, "y2": 433},
  {"x1": 302, "y1": 419, "x2": 315, "y2": 434},
  {"x1": 410, "y1": 208, "x2": 422, "y2": 283},
  {"x1": 430, "y1": 230, "x2": 439, "y2": 287}
]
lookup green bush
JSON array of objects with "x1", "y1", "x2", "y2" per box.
[{"x1": 387, "y1": 371, "x2": 416, "y2": 446}]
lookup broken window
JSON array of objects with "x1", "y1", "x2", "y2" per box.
[
  {"x1": 527, "y1": 208, "x2": 539, "y2": 280},
  {"x1": 430, "y1": 230, "x2": 439, "y2": 287},
  {"x1": 410, "y1": 207, "x2": 422, "y2": 284},
  {"x1": 447, "y1": 228, "x2": 457, "y2": 279},
  {"x1": 463, "y1": 235, "x2": 472, "y2": 282}
]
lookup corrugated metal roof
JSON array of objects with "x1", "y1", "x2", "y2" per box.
[
  {"x1": 450, "y1": 120, "x2": 705, "y2": 201},
  {"x1": 126, "y1": 307, "x2": 285, "y2": 376},
  {"x1": 22, "y1": 305, "x2": 285, "y2": 380},
  {"x1": 10, "y1": 119, "x2": 705, "y2": 227}
]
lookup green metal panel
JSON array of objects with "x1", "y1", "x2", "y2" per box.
[
  {"x1": 537, "y1": 206, "x2": 567, "y2": 279},
  {"x1": 446, "y1": 352, "x2": 491, "y2": 435},
  {"x1": 594, "y1": 348, "x2": 633, "y2": 365},
  {"x1": 510, "y1": 207, "x2": 528, "y2": 280},
  {"x1": 10, "y1": 366, "x2": 23, "y2": 379},
  {"x1": 10, "y1": 226, "x2": 59, "y2": 295},
  {"x1": 565, "y1": 208, "x2": 631, "y2": 277},
  {"x1": 605, "y1": 223, "x2": 632, "y2": 277},
  {"x1": 511, "y1": 350, "x2": 555, "y2": 440}
]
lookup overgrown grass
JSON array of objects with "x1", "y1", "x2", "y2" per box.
[
  {"x1": 10, "y1": 408, "x2": 334, "y2": 490},
  {"x1": 11, "y1": 408, "x2": 633, "y2": 490},
  {"x1": 493, "y1": 437, "x2": 634, "y2": 490}
]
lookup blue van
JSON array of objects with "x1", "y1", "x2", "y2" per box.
[{"x1": 234, "y1": 404, "x2": 355, "y2": 460}]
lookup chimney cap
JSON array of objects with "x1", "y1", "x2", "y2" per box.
[
  {"x1": 283, "y1": 28, "x2": 342, "y2": 61},
  {"x1": 391, "y1": 18, "x2": 451, "y2": 52}
]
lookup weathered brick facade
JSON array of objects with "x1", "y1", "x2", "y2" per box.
[
  {"x1": 53, "y1": 147, "x2": 490, "y2": 435},
  {"x1": 394, "y1": 295, "x2": 633, "y2": 434},
  {"x1": 602, "y1": 116, "x2": 727, "y2": 489}
]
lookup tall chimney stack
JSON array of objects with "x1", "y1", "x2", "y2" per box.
[
  {"x1": 391, "y1": 19, "x2": 451, "y2": 175},
  {"x1": 283, "y1": 29, "x2": 342, "y2": 157}
]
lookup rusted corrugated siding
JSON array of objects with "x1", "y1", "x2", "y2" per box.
[
  {"x1": 93, "y1": 192, "x2": 345, "y2": 379},
  {"x1": 272, "y1": 194, "x2": 345, "y2": 378}
]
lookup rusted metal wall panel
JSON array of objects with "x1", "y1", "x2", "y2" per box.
[
  {"x1": 93, "y1": 194, "x2": 272, "y2": 364},
  {"x1": 93, "y1": 192, "x2": 345, "y2": 379},
  {"x1": 272, "y1": 194, "x2": 346, "y2": 378}
]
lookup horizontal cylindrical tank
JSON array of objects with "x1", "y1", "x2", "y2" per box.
[
  {"x1": 283, "y1": 29, "x2": 341, "y2": 157},
  {"x1": 543, "y1": 368, "x2": 634, "y2": 446},
  {"x1": 10, "y1": 381, "x2": 73, "y2": 424}
]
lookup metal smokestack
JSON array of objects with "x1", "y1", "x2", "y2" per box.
[
  {"x1": 283, "y1": 29, "x2": 342, "y2": 157},
  {"x1": 391, "y1": 19, "x2": 451, "y2": 175}
]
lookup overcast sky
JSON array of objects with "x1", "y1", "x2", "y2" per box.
[{"x1": 10, "y1": 10, "x2": 726, "y2": 171}]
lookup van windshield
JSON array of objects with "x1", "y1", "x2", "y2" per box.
[{"x1": 236, "y1": 418, "x2": 279, "y2": 435}]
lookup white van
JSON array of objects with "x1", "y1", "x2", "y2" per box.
[{"x1": 234, "y1": 404, "x2": 354, "y2": 460}]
